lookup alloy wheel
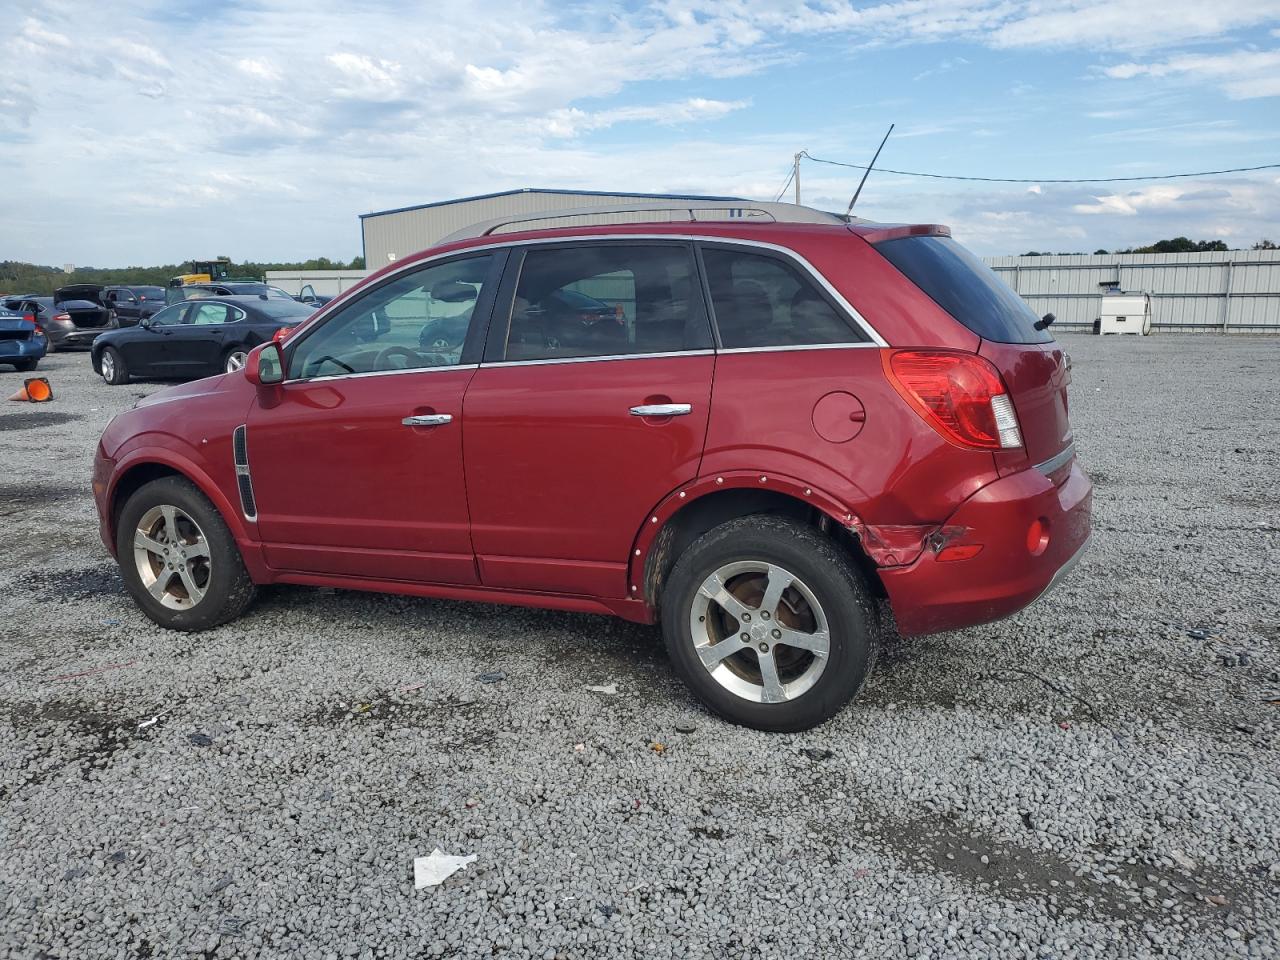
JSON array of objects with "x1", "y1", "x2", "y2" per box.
[
  {"x1": 688, "y1": 560, "x2": 830, "y2": 703},
  {"x1": 101, "y1": 352, "x2": 115, "y2": 381},
  {"x1": 225, "y1": 351, "x2": 248, "y2": 373},
  {"x1": 132, "y1": 505, "x2": 212, "y2": 610}
]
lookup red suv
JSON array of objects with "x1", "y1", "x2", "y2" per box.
[{"x1": 93, "y1": 208, "x2": 1091, "y2": 731}]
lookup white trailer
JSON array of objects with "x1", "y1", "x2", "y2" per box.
[{"x1": 1099, "y1": 291, "x2": 1152, "y2": 335}]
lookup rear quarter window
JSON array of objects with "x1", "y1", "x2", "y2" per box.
[{"x1": 875, "y1": 236, "x2": 1052, "y2": 344}]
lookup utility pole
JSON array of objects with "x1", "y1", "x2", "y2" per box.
[{"x1": 794, "y1": 152, "x2": 802, "y2": 206}]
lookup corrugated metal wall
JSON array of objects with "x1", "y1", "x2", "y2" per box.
[{"x1": 984, "y1": 250, "x2": 1280, "y2": 333}]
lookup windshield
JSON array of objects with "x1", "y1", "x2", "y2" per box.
[
  {"x1": 875, "y1": 235, "x2": 1052, "y2": 345},
  {"x1": 132, "y1": 286, "x2": 165, "y2": 299}
]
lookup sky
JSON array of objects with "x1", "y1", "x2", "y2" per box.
[{"x1": 1, "y1": 0, "x2": 1278, "y2": 267}]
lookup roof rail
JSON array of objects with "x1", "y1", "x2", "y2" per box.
[{"x1": 438, "y1": 200, "x2": 847, "y2": 244}]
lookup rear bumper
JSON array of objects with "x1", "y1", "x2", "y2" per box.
[
  {"x1": 0, "y1": 338, "x2": 46, "y2": 360},
  {"x1": 881, "y1": 460, "x2": 1093, "y2": 636}
]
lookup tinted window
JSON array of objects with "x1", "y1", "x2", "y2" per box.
[
  {"x1": 875, "y1": 236, "x2": 1051, "y2": 344},
  {"x1": 504, "y1": 244, "x2": 708, "y2": 361},
  {"x1": 701, "y1": 248, "x2": 864, "y2": 349},
  {"x1": 254, "y1": 299, "x2": 314, "y2": 320},
  {"x1": 289, "y1": 254, "x2": 494, "y2": 379}
]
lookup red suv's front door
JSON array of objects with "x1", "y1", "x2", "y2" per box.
[
  {"x1": 246, "y1": 251, "x2": 503, "y2": 585},
  {"x1": 463, "y1": 241, "x2": 715, "y2": 599}
]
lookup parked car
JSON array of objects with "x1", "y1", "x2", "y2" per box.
[
  {"x1": 165, "y1": 281, "x2": 294, "y2": 305},
  {"x1": 103, "y1": 285, "x2": 167, "y2": 327},
  {"x1": 0, "y1": 291, "x2": 116, "y2": 350},
  {"x1": 92, "y1": 213, "x2": 1091, "y2": 731},
  {"x1": 91, "y1": 296, "x2": 314, "y2": 384},
  {"x1": 0, "y1": 304, "x2": 48, "y2": 371}
]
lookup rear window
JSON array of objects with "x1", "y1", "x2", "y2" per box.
[
  {"x1": 875, "y1": 236, "x2": 1051, "y2": 344},
  {"x1": 255, "y1": 299, "x2": 314, "y2": 319}
]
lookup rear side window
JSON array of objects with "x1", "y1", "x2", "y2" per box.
[
  {"x1": 876, "y1": 236, "x2": 1051, "y2": 344},
  {"x1": 701, "y1": 247, "x2": 864, "y2": 349},
  {"x1": 504, "y1": 244, "x2": 710, "y2": 361}
]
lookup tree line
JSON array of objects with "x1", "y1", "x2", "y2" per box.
[
  {"x1": 0, "y1": 255, "x2": 367, "y2": 296},
  {"x1": 1021, "y1": 238, "x2": 1277, "y2": 257}
]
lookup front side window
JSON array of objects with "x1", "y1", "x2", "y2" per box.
[
  {"x1": 701, "y1": 247, "x2": 864, "y2": 349},
  {"x1": 288, "y1": 254, "x2": 494, "y2": 379},
  {"x1": 149, "y1": 304, "x2": 187, "y2": 326},
  {"x1": 503, "y1": 244, "x2": 709, "y2": 361}
]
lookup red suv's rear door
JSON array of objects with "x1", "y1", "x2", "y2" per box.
[
  {"x1": 463, "y1": 241, "x2": 714, "y2": 598},
  {"x1": 980, "y1": 340, "x2": 1073, "y2": 471}
]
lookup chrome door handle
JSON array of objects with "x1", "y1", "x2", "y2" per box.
[
  {"x1": 402, "y1": 414, "x2": 453, "y2": 427},
  {"x1": 629, "y1": 403, "x2": 692, "y2": 417}
]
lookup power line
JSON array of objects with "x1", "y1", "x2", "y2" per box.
[
  {"x1": 773, "y1": 165, "x2": 796, "y2": 203},
  {"x1": 799, "y1": 151, "x2": 1280, "y2": 184}
]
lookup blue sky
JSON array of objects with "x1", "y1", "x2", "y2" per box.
[{"x1": 1, "y1": 0, "x2": 1277, "y2": 266}]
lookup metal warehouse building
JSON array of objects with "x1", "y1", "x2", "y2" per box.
[
  {"x1": 359, "y1": 188, "x2": 839, "y2": 266},
  {"x1": 985, "y1": 249, "x2": 1280, "y2": 333}
]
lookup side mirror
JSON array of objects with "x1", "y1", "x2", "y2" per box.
[
  {"x1": 140, "y1": 316, "x2": 152, "y2": 329},
  {"x1": 245, "y1": 342, "x2": 284, "y2": 385}
]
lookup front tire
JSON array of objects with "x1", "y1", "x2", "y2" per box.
[
  {"x1": 115, "y1": 477, "x2": 257, "y2": 631},
  {"x1": 661, "y1": 515, "x2": 878, "y2": 732},
  {"x1": 13, "y1": 359, "x2": 37, "y2": 372},
  {"x1": 100, "y1": 347, "x2": 128, "y2": 385}
]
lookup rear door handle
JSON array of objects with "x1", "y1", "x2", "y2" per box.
[
  {"x1": 402, "y1": 414, "x2": 453, "y2": 427},
  {"x1": 629, "y1": 403, "x2": 692, "y2": 417}
]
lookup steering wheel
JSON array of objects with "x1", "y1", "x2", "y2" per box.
[{"x1": 375, "y1": 345, "x2": 420, "y2": 370}]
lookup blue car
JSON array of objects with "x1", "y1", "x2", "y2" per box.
[{"x1": 0, "y1": 304, "x2": 48, "y2": 372}]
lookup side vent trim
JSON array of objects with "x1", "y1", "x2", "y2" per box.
[{"x1": 232, "y1": 424, "x2": 257, "y2": 521}]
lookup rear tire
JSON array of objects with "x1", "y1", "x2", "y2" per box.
[
  {"x1": 116, "y1": 477, "x2": 257, "y2": 631},
  {"x1": 223, "y1": 348, "x2": 248, "y2": 374},
  {"x1": 100, "y1": 347, "x2": 128, "y2": 385},
  {"x1": 660, "y1": 515, "x2": 879, "y2": 732},
  {"x1": 13, "y1": 359, "x2": 37, "y2": 372}
]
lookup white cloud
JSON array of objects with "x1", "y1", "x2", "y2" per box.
[
  {"x1": 543, "y1": 98, "x2": 750, "y2": 137},
  {"x1": 1104, "y1": 50, "x2": 1280, "y2": 99}
]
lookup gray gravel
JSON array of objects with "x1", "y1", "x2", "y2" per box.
[{"x1": 2, "y1": 335, "x2": 1278, "y2": 959}]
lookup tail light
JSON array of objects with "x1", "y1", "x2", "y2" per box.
[
  {"x1": 22, "y1": 313, "x2": 36, "y2": 324},
  {"x1": 55, "y1": 312, "x2": 71, "y2": 322},
  {"x1": 883, "y1": 349, "x2": 1023, "y2": 450},
  {"x1": 272, "y1": 325, "x2": 292, "y2": 345}
]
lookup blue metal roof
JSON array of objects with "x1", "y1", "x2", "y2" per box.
[{"x1": 359, "y1": 187, "x2": 749, "y2": 220}]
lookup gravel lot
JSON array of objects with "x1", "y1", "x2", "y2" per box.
[{"x1": 1, "y1": 335, "x2": 1277, "y2": 959}]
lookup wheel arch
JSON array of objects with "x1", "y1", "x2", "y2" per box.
[
  {"x1": 630, "y1": 472, "x2": 886, "y2": 611},
  {"x1": 107, "y1": 449, "x2": 256, "y2": 563}
]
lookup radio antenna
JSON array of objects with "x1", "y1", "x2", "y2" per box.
[{"x1": 845, "y1": 123, "x2": 894, "y2": 217}]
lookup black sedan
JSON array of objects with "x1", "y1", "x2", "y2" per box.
[{"x1": 91, "y1": 296, "x2": 314, "y2": 385}]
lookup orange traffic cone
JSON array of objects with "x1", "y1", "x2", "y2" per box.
[{"x1": 8, "y1": 377, "x2": 53, "y2": 402}]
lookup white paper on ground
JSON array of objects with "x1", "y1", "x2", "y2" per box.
[
  {"x1": 585, "y1": 683, "x2": 618, "y2": 695},
  {"x1": 413, "y1": 849, "x2": 477, "y2": 889}
]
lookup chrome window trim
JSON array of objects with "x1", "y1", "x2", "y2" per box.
[
  {"x1": 482, "y1": 349, "x2": 713, "y2": 369},
  {"x1": 718, "y1": 342, "x2": 880, "y2": 355},
  {"x1": 295, "y1": 363, "x2": 479, "y2": 385},
  {"x1": 295, "y1": 232, "x2": 889, "y2": 356},
  {"x1": 1034, "y1": 442, "x2": 1076, "y2": 477}
]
